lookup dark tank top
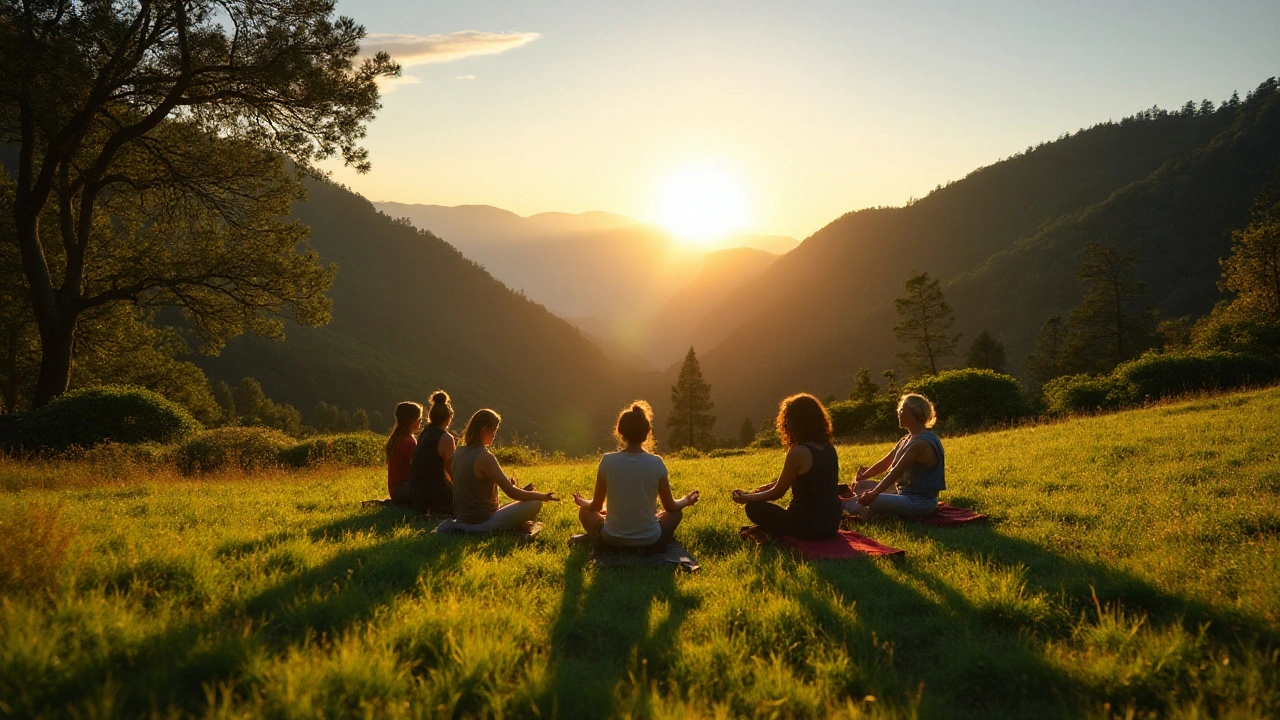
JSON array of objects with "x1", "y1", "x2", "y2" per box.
[
  {"x1": 409, "y1": 426, "x2": 452, "y2": 514},
  {"x1": 787, "y1": 442, "x2": 842, "y2": 534}
]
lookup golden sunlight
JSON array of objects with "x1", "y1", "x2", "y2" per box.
[{"x1": 655, "y1": 165, "x2": 747, "y2": 244}]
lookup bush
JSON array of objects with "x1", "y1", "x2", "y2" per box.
[
  {"x1": 1042, "y1": 374, "x2": 1127, "y2": 414},
  {"x1": 903, "y1": 369, "x2": 1031, "y2": 430},
  {"x1": 0, "y1": 502, "x2": 75, "y2": 595},
  {"x1": 826, "y1": 398, "x2": 899, "y2": 437},
  {"x1": 491, "y1": 441, "x2": 544, "y2": 467},
  {"x1": 177, "y1": 427, "x2": 293, "y2": 474},
  {"x1": 668, "y1": 447, "x2": 705, "y2": 460},
  {"x1": 1042, "y1": 352, "x2": 1280, "y2": 415},
  {"x1": 281, "y1": 432, "x2": 384, "y2": 468},
  {"x1": 12, "y1": 385, "x2": 201, "y2": 451},
  {"x1": 1114, "y1": 352, "x2": 1280, "y2": 404}
]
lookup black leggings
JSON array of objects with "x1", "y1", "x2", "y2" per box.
[{"x1": 745, "y1": 501, "x2": 838, "y2": 541}]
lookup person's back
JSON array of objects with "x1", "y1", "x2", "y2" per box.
[
  {"x1": 600, "y1": 451, "x2": 665, "y2": 546},
  {"x1": 410, "y1": 425, "x2": 452, "y2": 514},
  {"x1": 787, "y1": 441, "x2": 842, "y2": 533},
  {"x1": 452, "y1": 444, "x2": 498, "y2": 524}
]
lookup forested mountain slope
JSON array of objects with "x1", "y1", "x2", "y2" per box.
[
  {"x1": 199, "y1": 179, "x2": 641, "y2": 450},
  {"x1": 679, "y1": 81, "x2": 1280, "y2": 436}
]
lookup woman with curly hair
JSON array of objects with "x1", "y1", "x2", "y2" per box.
[{"x1": 731, "y1": 393, "x2": 841, "y2": 540}]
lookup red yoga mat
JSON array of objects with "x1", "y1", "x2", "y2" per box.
[{"x1": 740, "y1": 525, "x2": 905, "y2": 559}]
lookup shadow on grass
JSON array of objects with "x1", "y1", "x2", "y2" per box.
[
  {"x1": 794, "y1": 519, "x2": 1278, "y2": 719},
  {"x1": 39, "y1": 508, "x2": 534, "y2": 718},
  {"x1": 540, "y1": 544, "x2": 698, "y2": 717}
]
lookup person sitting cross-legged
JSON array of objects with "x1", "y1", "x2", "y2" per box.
[
  {"x1": 731, "y1": 393, "x2": 842, "y2": 541},
  {"x1": 574, "y1": 401, "x2": 699, "y2": 552},
  {"x1": 842, "y1": 393, "x2": 945, "y2": 520},
  {"x1": 437, "y1": 408, "x2": 557, "y2": 533}
]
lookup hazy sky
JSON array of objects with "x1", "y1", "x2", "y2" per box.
[{"x1": 327, "y1": 0, "x2": 1280, "y2": 240}]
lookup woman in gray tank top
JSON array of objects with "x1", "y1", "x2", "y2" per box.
[
  {"x1": 843, "y1": 393, "x2": 945, "y2": 519},
  {"x1": 436, "y1": 408, "x2": 559, "y2": 533}
]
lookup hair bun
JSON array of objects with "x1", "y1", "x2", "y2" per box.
[
  {"x1": 631, "y1": 404, "x2": 646, "y2": 414},
  {"x1": 431, "y1": 391, "x2": 449, "y2": 405}
]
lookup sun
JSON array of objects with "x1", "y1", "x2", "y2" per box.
[{"x1": 655, "y1": 165, "x2": 747, "y2": 245}]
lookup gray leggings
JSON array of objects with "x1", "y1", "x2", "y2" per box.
[
  {"x1": 439, "y1": 500, "x2": 543, "y2": 532},
  {"x1": 843, "y1": 490, "x2": 936, "y2": 519}
]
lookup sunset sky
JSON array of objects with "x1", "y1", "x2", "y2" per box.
[{"x1": 328, "y1": 0, "x2": 1280, "y2": 241}]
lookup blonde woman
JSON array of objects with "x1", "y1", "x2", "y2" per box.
[
  {"x1": 438, "y1": 408, "x2": 557, "y2": 532},
  {"x1": 844, "y1": 393, "x2": 945, "y2": 519}
]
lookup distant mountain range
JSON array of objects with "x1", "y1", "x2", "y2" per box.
[{"x1": 373, "y1": 202, "x2": 796, "y2": 367}]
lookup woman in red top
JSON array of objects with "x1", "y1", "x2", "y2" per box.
[{"x1": 385, "y1": 401, "x2": 423, "y2": 505}]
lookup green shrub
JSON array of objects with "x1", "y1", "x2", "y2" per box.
[
  {"x1": 1042, "y1": 374, "x2": 1126, "y2": 414},
  {"x1": 177, "y1": 427, "x2": 293, "y2": 474},
  {"x1": 281, "y1": 432, "x2": 384, "y2": 468},
  {"x1": 826, "y1": 398, "x2": 899, "y2": 437},
  {"x1": 903, "y1": 369, "x2": 1031, "y2": 429},
  {"x1": 491, "y1": 440, "x2": 544, "y2": 467},
  {"x1": 748, "y1": 420, "x2": 782, "y2": 449},
  {"x1": 668, "y1": 446, "x2": 705, "y2": 460},
  {"x1": 13, "y1": 385, "x2": 201, "y2": 451},
  {"x1": 1113, "y1": 352, "x2": 1280, "y2": 404},
  {"x1": 708, "y1": 448, "x2": 750, "y2": 458},
  {"x1": 1043, "y1": 352, "x2": 1280, "y2": 415}
]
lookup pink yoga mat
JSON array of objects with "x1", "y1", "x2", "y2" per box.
[{"x1": 839, "y1": 482, "x2": 987, "y2": 527}]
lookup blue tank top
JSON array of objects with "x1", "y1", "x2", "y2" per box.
[{"x1": 894, "y1": 431, "x2": 946, "y2": 498}]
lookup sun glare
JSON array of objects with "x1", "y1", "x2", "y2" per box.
[{"x1": 656, "y1": 165, "x2": 747, "y2": 245}]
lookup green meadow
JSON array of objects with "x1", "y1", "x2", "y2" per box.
[{"x1": 2, "y1": 389, "x2": 1278, "y2": 719}]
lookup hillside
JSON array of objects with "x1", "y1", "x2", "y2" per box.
[
  {"x1": 197, "y1": 178, "x2": 642, "y2": 450},
  {"x1": 678, "y1": 79, "x2": 1280, "y2": 435},
  {"x1": 4, "y1": 387, "x2": 1277, "y2": 717}
]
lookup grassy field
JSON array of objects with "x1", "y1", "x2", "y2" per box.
[{"x1": 1, "y1": 389, "x2": 1278, "y2": 719}]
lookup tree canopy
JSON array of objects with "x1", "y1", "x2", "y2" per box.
[
  {"x1": 1, "y1": 0, "x2": 399, "y2": 404},
  {"x1": 893, "y1": 271, "x2": 960, "y2": 376},
  {"x1": 668, "y1": 347, "x2": 715, "y2": 451}
]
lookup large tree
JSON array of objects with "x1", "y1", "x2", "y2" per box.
[
  {"x1": 668, "y1": 346, "x2": 715, "y2": 451},
  {"x1": 1220, "y1": 180, "x2": 1280, "y2": 323},
  {"x1": 1, "y1": 0, "x2": 398, "y2": 405},
  {"x1": 893, "y1": 271, "x2": 961, "y2": 376},
  {"x1": 965, "y1": 330, "x2": 1007, "y2": 373}
]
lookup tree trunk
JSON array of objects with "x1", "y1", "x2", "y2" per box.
[{"x1": 32, "y1": 314, "x2": 75, "y2": 407}]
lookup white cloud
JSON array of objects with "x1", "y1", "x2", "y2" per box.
[
  {"x1": 363, "y1": 31, "x2": 541, "y2": 68},
  {"x1": 456, "y1": 74, "x2": 476, "y2": 81}
]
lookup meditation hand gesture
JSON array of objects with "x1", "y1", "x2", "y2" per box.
[
  {"x1": 856, "y1": 489, "x2": 878, "y2": 507},
  {"x1": 572, "y1": 492, "x2": 591, "y2": 508},
  {"x1": 854, "y1": 465, "x2": 872, "y2": 483},
  {"x1": 683, "y1": 490, "x2": 700, "y2": 506},
  {"x1": 730, "y1": 489, "x2": 748, "y2": 504}
]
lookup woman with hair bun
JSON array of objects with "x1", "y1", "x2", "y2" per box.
[
  {"x1": 385, "y1": 401, "x2": 423, "y2": 505},
  {"x1": 408, "y1": 390, "x2": 456, "y2": 515},
  {"x1": 574, "y1": 401, "x2": 699, "y2": 551},
  {"x1": 730, "y1": 393, "x2": 841, "y2": 540},
  {"x1": 843, "y1": 393, "x2": 945, "y2": 519},
  {"x1": 437, "y1": 408, "x2": 558, "y2": 533}
]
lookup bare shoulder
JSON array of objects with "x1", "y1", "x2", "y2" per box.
[{"x1": 786, "y1": 444, "x2": 814, "y2": 463}]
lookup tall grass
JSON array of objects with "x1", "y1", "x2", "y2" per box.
[{"x1": 0, "y1": 388, "x2": 1277, "y2": 718}]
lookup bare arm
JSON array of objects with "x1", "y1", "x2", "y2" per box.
[
  {"x1": 438, "y1": 432, "x2": 456, "y2": 484},
  {"x1": 478, "y1": 452, "x2": 558, "y2": 502},
  {"x1": 573, "y1": 465, "x2": 609, "y2": 512},
  {"x1": 860, "y1": 439, "x2": 926, "y2": 503},
  {"x1": 732, "y1": 446, "x2": 811, "y2": 504},
  {"x1": 659, "y1": 474, "x2": 700, "y2": 512},
  {"x1": 854, "y1": 441, "x2": 900, "y2": 483}
]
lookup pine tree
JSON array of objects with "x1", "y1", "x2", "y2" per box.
[
  {"x1": 1024, "y1": 316, "x2": 1073, "y2": 386},
  {"x1": 234, "y1": 378, "x2": 267, "y2": 422},
  {"x1": 893, "y1": 271, "x2": 961, "y2": 376},
  {"x1": 668, "y1": 347, "x2": 715, "y2": 450},
  {"x1": 965, "y1": 330, "x2": 1007, "y2": 373},
  {"x1": 738, "y1": 418, "x2": 755, "y2": 447},
  {"x1": 1220, "y1": 182, "x2": 1280, "y2": 323},
  {"x1": 849, "y1": 367, "x2": 879, "y2": 403},
  {"x1": 1067, "y1": 243, "x2": 1158, "y2": 372},
  {"x1": 351, "y1": 409, "x2": 370, "y2": 432}
]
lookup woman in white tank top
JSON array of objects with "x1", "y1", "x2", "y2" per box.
[{"x1": 573, "y1": 401, "x2": 700, "y2": 551}]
